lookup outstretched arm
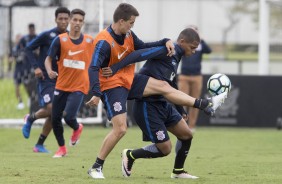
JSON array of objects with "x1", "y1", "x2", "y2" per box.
[{"x1": 102, "y1": 46, "x2": 168, "y2": 77}]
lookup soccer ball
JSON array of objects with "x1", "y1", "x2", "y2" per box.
[{"x1": 207, "y1": 73, "x2": 231, "y2": 96}]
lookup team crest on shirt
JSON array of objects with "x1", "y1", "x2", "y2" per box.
[
  {"x1": 43, "y1": 94, "x2": 51, "y2": 103},
  {"x1": 50, "y1": 32, "x2": 56, "y2": 38},
  {"x1": 156, "y1": 130, "x2": 165, "y2": 141},
  {"x1": 113, "y1": 102, "x2": 122, "y2": 112},
  {"x1": 111, "y1": 41, "x2": 115, "y2": 48},
  {"x1": 62, "y1": 37, "x2": 68, "y2": 42},
  {"x1": 86, "y1": 38, "x2": 92, "y2": 43}
]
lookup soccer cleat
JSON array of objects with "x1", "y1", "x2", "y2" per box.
[
  {"x1": 88, "y1": 166, "x2": 105, "y2": 179},
  {"x1": 210, "y1": 91, "x2": 228, "y2": 111},
  {"x1": 53, "y1": 146, "x2": 67, "y2": 158},
  {"x1": 22, "y1": 114, "x2": 32, "y2": 139},
  {"x1": 171, "y1": 170, "x2": 199, "y2": 179},
  {"x1": 33, "y1": 144, "x2": 50, "y2": 153},
  {"x1": 121, "y1": 149, "x2": 135, "y2": 177},
  {"x1": 69, "y1": 123, "x2": 83, "y2": 146}
]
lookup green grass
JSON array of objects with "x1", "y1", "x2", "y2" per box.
[
  {"x1": 0, "y1": 78, "x2": 29, "y2": 118},
  {"x1": 1, "y1": 126, "x2": 282, "y2": 184}
]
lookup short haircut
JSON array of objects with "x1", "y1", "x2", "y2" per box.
[
  {"x1": 187, "y1": 25, "x2": 199, "y2": 32},
  {"x1": 28, "y1": 23, "x2": 35, "y2": 29},
  {"x1": 55, "y1": 7, "x2": 70, "y2": 18},
  {"x1": 177, "y1": 28, "x2": 200, "y2": 43},
  {"x1": 70, "y1": 8, "x2": 86, "y2": 18},
  {"x1": 113, "y1": 3, "x2": 139, "y2": 23}
]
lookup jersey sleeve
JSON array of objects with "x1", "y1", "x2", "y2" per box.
[
  {"x1": 47, "y1": 36, "x2": 60, "y2": 59},
  {"x1": 25, "y1": 32, "x2": 45, "y2": 69},
  {"x1": 201, "y1": 40, "x2": 212, "y2": 54},
  {"x1": 110, "y1": 46, "x2": 167, "y2": 75},
  {"x1": 89, "y1": 40, "x2": 111, "y2": 97}
]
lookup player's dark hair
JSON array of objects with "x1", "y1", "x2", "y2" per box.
[
  {"x1": 28, "y1": 23, "x2": 35, "y2": 29},
  {"x1": 70, "y1": 8, "x2": 86, "y2": 18},
  {"x1": 177, "y1": 28, "x2": 200, "y2": 43},
  {"x1": 55, "y1": 7, "x2": 70, "y2": 18},
  {"x1": 113, "y1": 3, "x2": 139, "y2": 23}
]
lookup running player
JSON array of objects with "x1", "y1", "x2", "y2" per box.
[
  {"x1": 22, "y1": 7, "x2": 70, "y2": 153},
  {"x1": 13, "y1": 23, "x2": 37, "y2": 110},
  {"x1": 86, "y1": 3, "x2": 175, "y2": 179},
  {"x1": 45, "y1": 9, "x2": 94, "y2": 158}
]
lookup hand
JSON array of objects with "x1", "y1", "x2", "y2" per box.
[
  {"x1": 101, "y1": 67, "x2": 113, "y2": 77},
  {"x1": 86, "y1": 96, "x2": 101, "y2": 107},
  {"x1": 34, "y1": 67, "x2": 44, "y2": 79},
  {"x1": 47, "y1": 70, "x2": 58, "y2": 79},
  {"x1": 165, "y1": 40, "x2": 175, "y2": 57},
  {"x1": 182, "y1": 113, "x2": 189, "y2": 122}
]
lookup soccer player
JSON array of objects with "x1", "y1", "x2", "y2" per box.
[
  {"x1": 101, "y1": 28, "x2": 227, "y2": 178},
  {"x1": 45, "y1": 9, "x2": 94, "y2": 158},
  {"x1": 22, "y1": 7, "x2": 70, "y2": 153},
  {"x1": 13, "y1": 23, "x2": 37, "y2": 110},
  {"x1": 86, "y1": 3, "x2": 175, "y2": 179},
  {"x1": 178, "y1": 25, "x2": 212, "y2": 132}
]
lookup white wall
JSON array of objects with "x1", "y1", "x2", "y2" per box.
[{"x1": 10, "y1": 0, "x2": 282, "y2": 44}]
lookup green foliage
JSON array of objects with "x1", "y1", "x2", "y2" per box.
[
  {"x1": 232, "y1": 0, "x2": 282, "y2": 33},
  {"x1": 1, "y1": 126, "x2": 282, "y2": 184}
]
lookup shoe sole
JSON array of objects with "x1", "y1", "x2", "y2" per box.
[
  {"x1": 121, "y1": 149, "x2": 130, "y2": 177},
  {"x1": 171, "y1": 174, "x2": 199, "y2": 179},
  {"x1": 33, "y1": 148, "x2": 49, "y2": 153},
  {"x1": 87, "y1": 169, "x2": 105, "y2": 179},
  {"x1": 69, "y1": 139, "x2": 80, "y2": 147},
  {"x1": 52, "y1": 154, "x2": 67, "y2": 158}
]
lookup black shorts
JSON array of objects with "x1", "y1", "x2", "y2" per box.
[
  {"x1": 101, "y1": 86, "x2": 129, "y2": 121},
  {"x1": 133, "y1": 100, "x2": 182, "y2": 143},
  {"x1": 38, "y1": 80, "x2": 55, "y2": 107},
  {"x1": 14, "y1": 62, "x2": 32, "y2": 85},
  {"x1": 128, "y1": 74, "x2": 150, "y2": 100}
]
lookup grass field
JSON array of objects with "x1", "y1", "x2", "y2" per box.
[
  {"x1": 1, "y1": 126, "x2": 282, "y2": 184},
  {"x1": 0, "y1": 79, "x2": 29, "y2": 118}
]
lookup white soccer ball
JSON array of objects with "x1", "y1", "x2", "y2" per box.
[{"x1": 207, "y1": 73, "x2": 231, "y2": 96}]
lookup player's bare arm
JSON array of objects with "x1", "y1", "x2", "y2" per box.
[
  {"x1": 86, "y1": 96, "x2": 100, "y2": 107},
  {"x1": 34, "y1": 67, "x2": 44, "y2": 79},
  {"x1": 101, "y1": 67, "x2": 113, "y2": 77},
  {"x1": 44, "y1": 56, "x2": 58, "y2": 79},
  {"x1": 165, "y1": 40, "x2": 175, "y2": 56}
]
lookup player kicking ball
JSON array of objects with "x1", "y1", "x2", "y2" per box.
[{"x1": 102, "y1": 28, "x2": 228, "y2": 178}]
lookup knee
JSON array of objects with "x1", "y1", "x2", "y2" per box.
[
  {"x1": 46, "y1": 104, "x2": 52, "y2": 115},
  {"x1": 161, "y1": 147, "x2": 171, "y2": 156},
  {"x1": 114, "y1": 125, "x2": 127, "y2": 138},
  {"x1": 63, "y1": 113, "x2": 74, "y2": 123},
  {"x1": 178, "y1": 131, "x2": 193, "y2": 140},
  {"x1": 157, "y1": 142, "x2": 172, "y2": 156}
]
